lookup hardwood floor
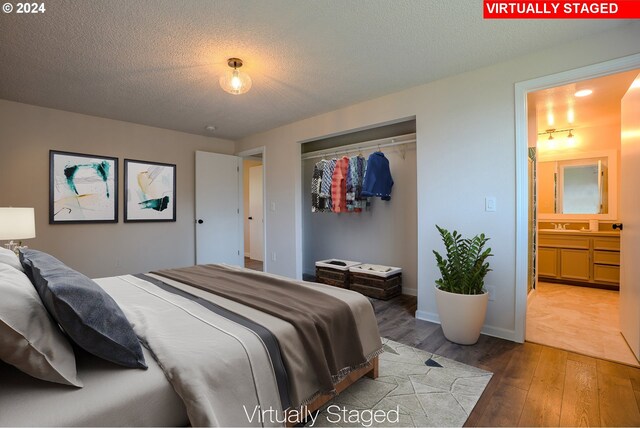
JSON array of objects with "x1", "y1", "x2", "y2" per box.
[
  {"x1": 371, "y1": 294, "x2": 640, "y2": 427},
  {"x1": 527, "y1": 282, "x2": 638, "y2": 366}
]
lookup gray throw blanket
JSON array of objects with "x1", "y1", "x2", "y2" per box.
[{"x1": 153, "y1": 264, "x2": 368, "y2": 395}]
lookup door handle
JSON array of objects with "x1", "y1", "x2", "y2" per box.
[
  {"x1": 197, "y1": 219, "x2": 204, "y2": 224},
  {"x1": 613, "y1": 223, "x2": 623, "y2": 230},
  {"x1": 248, "y1": 217, "x2": 253, "y2": 220}
]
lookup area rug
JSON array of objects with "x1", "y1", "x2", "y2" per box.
[{"x1": 307, "y1": 338, "x2": 492, "y2": 427}]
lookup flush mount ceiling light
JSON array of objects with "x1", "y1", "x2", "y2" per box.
[
  {"x1": 219, "y1": 58, "x2": 252, "y2": 95},
  {"x1": 575, "y1": 89, "x2": 593, "y2": 97},
  {"x1": 204, "y1": 125, "x2": 217, "y2": 132}
]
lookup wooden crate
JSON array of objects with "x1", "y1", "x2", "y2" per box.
[
  {"x1": 350, "y1": 272, "x2": 402, "y2": 300},
  {"x1": 316, "y1": 267, "x2": 350, "y2": 289}
]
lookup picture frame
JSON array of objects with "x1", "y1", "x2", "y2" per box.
[
  {"x1": 49, "y1": 150, "x2": 118, "y2": 224},
  {"x1": 124, "y1": 159, "x2": 176, "y2": 222}
]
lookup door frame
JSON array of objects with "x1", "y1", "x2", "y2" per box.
[
  {"x1": 237, "y1": 146, "x2": 267, "y2": 271},
  {"x1": 514, "y1": 52, "x2": 640, "y2": 343}
]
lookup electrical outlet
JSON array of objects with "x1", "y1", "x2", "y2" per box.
[
  {"x1": 486, "y1": 285, "x2": 496, "y2": 302},
  {"x1": 271, "y1": 252, "x2": 277, "y2": 262}
]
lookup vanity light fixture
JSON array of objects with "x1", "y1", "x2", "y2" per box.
[
  {"x1": 545, "y1": 128, "x2": 555, "y2": 140},
  {"x1": 539, "y1": 128, "x2": 575, "y2": 139},
  {"x1": 538, "y1": 128, "x2": 576, "y2": 150},
  {"x1": 219, "y1": 58, "x2": 252, "y2": 95},
  {"x1": 575, "y1": 89, "x2": 593, "y2": 97}
]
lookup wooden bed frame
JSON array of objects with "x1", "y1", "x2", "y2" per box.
[{"x1": 285, "y1": 356, "x2": 379, "y2": 426}]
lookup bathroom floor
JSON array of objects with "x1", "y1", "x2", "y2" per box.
[{"x1": 527, "y1": 282, "x2": 639, "y2": 367}]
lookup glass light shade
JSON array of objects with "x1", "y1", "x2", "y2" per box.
[
  {"x1": 0, "y1": 207, "x2": 36, "y2": 240},
  {"x1": 219, "y1": 68, "x2": 252, "y2": 95}
]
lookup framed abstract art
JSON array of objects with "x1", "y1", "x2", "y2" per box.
[
  {"x1": 49, "y1": 150, "x2": 118, "y2": 224},
  {"x1": 124, "y1": 159, "x2": 176, "y2": 222}
]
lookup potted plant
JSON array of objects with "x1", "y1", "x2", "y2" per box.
[{"x1": 433, "y1": 225, "x2": 493, "y2": 345}]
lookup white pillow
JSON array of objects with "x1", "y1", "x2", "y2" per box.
[
  {"x1": 0, "y1": 263, "x2": 82, "y2": 387},
  {"x1": 0, "y1": 247, "x2": 23, "y2": 272}
]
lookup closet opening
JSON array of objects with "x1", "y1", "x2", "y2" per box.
[{"x1": 300, "y1": 119, "x2": 418, "y2": 299}]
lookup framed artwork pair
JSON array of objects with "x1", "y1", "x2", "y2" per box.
[{"x1": 49, "y1": 150, "x2": 176, "y2": 224}]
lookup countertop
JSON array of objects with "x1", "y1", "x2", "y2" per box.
[{"x1": 538, "y1": 229, "x2": 620, "y2": 237}]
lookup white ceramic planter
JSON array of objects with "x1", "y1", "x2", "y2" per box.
[{"x1": 435, "y1": 287, "x2": 489, "y2": 345}]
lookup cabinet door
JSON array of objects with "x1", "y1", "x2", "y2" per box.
[
  {"x1": 538, "y1": 248, "x2": 559, "y2": 278},
  {"x1": 594, "y1": 264, "x2": 620, "y2": 284},
  {"x1": 560, "y1": 249, "x2": 591, "y2": 281}
]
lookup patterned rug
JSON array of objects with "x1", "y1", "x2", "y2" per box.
[{"x1": 307, "y1": 338, "x2": 492, "y2": 427}]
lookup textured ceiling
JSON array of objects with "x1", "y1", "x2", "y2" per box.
[{"x1": 0, "y1": 0, "x2": 630, "y2": 139}]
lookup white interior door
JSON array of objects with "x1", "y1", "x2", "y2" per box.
[
  {"x1": 249, "y1": 165, "x2": 264, "y2": 262},
  {"x1": 620, "y1": 74, "x2": 640, "y2": 361},
  {"x1": 195, "y1": 151, "x2": 243, "y2": 266}
]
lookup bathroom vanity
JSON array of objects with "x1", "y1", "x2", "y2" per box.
[{"x1": 538, "y1": 229, "x2": 620, "y2": 289}]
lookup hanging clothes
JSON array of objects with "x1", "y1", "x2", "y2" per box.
[
  {"x1": 319, "y1": 158, "x2": 336, "y2": 211},
  {"x1": 311, "y1": 159, "x2": 328, "y2": 212},
  {"x1": 362, "y1": 151, "x2": 394, "y2": 201},
  {"x1": 346, "y1": 155, "x2": 367, "y2": 212},
  {"x1": 331, "y1": 156, "x2": 350, "y2": 213},
  {"x1": 355, "y1": 155, "x2": 371, "y2": 211}
]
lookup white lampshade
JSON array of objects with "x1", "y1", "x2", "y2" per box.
[{"x1": 0, "y1": 208, "x2": 36, "y2": 240}]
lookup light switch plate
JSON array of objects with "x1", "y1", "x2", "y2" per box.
[{"x1": 485, "y1": 197, "x2": 496, "y2": 212}]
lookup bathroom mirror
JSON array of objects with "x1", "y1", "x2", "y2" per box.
[{"x1": 537, "y1": 151, "x2": 618, "y2": 220}]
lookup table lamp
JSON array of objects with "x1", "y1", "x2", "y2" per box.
[{"x1": 0, "y1": 207, "x2": 36, "y2": 253}]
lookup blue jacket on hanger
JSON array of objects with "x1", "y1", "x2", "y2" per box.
[{"x1": 361, "y1": 151, "x2": 393, "y2": 200}]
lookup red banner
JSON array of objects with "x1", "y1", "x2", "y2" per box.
[{"x1": 484, "y1": 0, "x2": 640, "y2": 18}]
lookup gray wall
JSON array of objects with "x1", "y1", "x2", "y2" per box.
[
  {"x1": 302, "y1": 145, "x2": 417, "y2": 295},
  {"x1": 0, "y1": 100, "x2": 235, "y2": 278}
]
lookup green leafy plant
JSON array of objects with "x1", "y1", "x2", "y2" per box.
[{"x1": 433, "y1": 225, "x2": 493, "y2": 295}]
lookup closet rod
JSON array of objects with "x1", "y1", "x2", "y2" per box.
[{"x1": 301, "y1": 133, "x2": 416, "y2": 160}]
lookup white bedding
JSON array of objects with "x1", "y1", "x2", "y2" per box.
[
  {"x1": 0, "y1": 267, "x2": 382, "y2": 427},
  {"x1": 0, "y1": 346, "x2": 187, "y2": 427}
]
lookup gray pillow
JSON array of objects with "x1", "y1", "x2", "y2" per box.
[
  {"x1": 0, "y1": 263, "x2": 82, "y2": 386},
  {"x1": 20, "y1": 249, "x2": 147, "y2": 369}
]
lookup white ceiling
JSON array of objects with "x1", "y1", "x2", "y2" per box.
[
  {"x1": 528, "y1": 69, "x2": 640, "y2": 132},
  {"x1": 0, "y1": 0, "x2": 630, "y2": 139}
]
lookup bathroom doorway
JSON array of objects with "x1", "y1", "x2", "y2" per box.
[{"x1": 524, "y1": 69, "x2": 640, "y2": 366}]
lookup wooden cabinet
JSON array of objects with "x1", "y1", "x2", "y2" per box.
[
  {"x1": 538, "y1": 231, "x2": 620, "y2": 289},
  {"x1": 538, "y1": 248, "x2": 559, "y2": 277},
  {"x1": 559, "y1": 249, "x2": 590, "y2": 281}
]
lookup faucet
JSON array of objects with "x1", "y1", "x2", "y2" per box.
[{"x1": 562, "y1": 223, "x2": 570, "y2": 230}]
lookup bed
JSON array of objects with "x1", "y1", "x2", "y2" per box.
[{"x1": 0, "y1": 261, "x2": 382, "y2": 427}]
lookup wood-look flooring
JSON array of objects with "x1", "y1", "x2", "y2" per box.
[
  {"x1": 372, "y1": 294, "x2": 640, "y2": 427},
  {"x1": 527, "y1": 282, "x2": 638, "y2": 367}
]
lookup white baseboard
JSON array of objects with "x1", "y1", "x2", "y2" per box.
[
  {"x1": 415, "y1": 310, "x2": 516, "y2": 342},
  {"x1": 244, "y1": 252, "x2": 250, "y2": 258}
]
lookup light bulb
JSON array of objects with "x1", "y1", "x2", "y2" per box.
[{"x1": 231, "y1": 70, "x2": 242, "y2": 91}]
